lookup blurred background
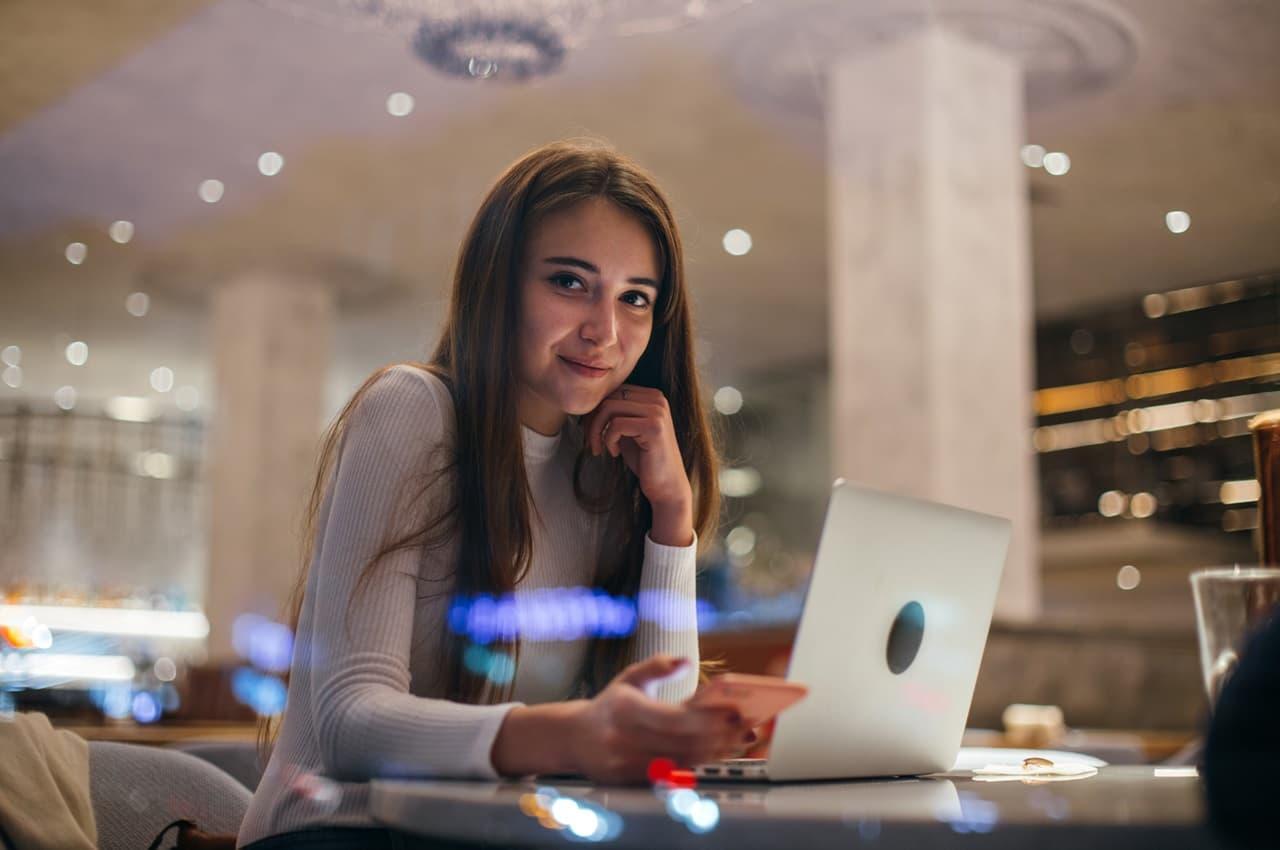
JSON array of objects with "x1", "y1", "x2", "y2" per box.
[{"x1": 1, "y1": 0, "x2": 1277, "y2": 761}]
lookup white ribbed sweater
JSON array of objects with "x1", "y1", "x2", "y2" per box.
[{"x1": 238, "y1": 365, "x2": 700, "y2": 846}]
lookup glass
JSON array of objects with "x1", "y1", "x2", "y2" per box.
[
  {"x1": 1250, "y1": 410, "x2": 1280, "y2": 565},
  {"x1": 1190, "y1": 567, "x2": 1280, "y2": 706}
]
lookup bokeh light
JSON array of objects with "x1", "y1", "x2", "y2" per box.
[
  {"x1": 722, "y1": 228, "x2": 752, "y2": 256},
  {"x1": 520, "y1": 787, "x2": 620, "y2": 842},
  {"x1": 386, "y1": 92, "x2": 415, "y2": 116},
  {"x1": 198, "y1": 179, "x2": 225, "y2": 203},
  {"x1": 231, "y1": 666, "x2": 287, "y2": 715},
  {"x1": 726, "y1": 525, "x2": 757, "y2": 557},
  {"x1": 258, "y1": 151, "x2": 285, "y2": 176},
  {"x1": 232, "y1": 613, "x2": 294, "y2": 672},
  {"x1": 291, "y1": 772, "x2": 341, "y2": 813},
  {"x1": 54, "y1": 386, "x2": 77, "y2": 411},
  {"x1": 1141, "y1": 293, "x2": 1168, "y2": 318},
  {"x1": 65, "y1": 242, "x2": 87, "y2": 265},
  {"x1": 109, "y1": 220, "x2": 135, "y2": 243},
  {"x1": 687, "y1": 798, "x2": 720, "y2": 833},
  {"x1": 1129, "y1": 492, "x2": 1157, "y2": 519},
  {"x1": 132, "y1": 691, "x2": 161, "y2": 724},
  {"x1": 1020, "y1": 144, "x2": 1046, "y2": 167},
  {"x1": 65, "y1": 340, "x2": 88, "y2": 366},
  {"x1": 1097, "y1": 490, "x2": 1126, "y2": 518},
  {"x1": 1042, "y1": 152, "x2": 1071, "y2": 176},
  {"x1": 153, "y1": 657, "x2": 177, "y2": 682},
  {"x1": 713, "y1": 386, "x2": 743, "y2": 415},
  {"x1": 1116, "y1": 565, "x2": 1141, "y2": 591},
  {"x1": 719, "y1": 467, "x2": 762, "y2": 498},
  {"x1": 102, "y1": 685, "x2": 132, "y2": 719},
  {"x1": 666, "y1": 788, "x2": 698, "y2": 819},
  {"x1": 150, "y1": 366, "x2": 175, "y2": 393},
  {"x1": 1165, "y1": 210, "x2": 1191, "y2": 234},
  {"x1": 448, "y1": 587, "x2": 637, "y2": 645},
  {"x1": 125, "y1": 292, "x2": 150, "y2": 317}
]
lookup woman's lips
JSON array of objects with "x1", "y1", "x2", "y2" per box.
[{"x1": 558, "y1": 355, "x2": 611, "y2": 378}]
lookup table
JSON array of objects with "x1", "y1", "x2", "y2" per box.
[
  {"x1": 54, "y1": 721, "x2": 257, "y2": 745},
  {"x1": 371, "y1": 765, "x2": 1220, "y2": 849}
]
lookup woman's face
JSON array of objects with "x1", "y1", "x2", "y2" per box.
[{"x1": 514, "y1": 196, "x2": 661, "y2": 435}]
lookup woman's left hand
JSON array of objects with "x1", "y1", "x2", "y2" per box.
[{"x1": 583, "y1": 384, "x2": 694, "y2": 545}]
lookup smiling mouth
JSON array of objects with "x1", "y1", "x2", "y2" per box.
[{"x1": 558, "y1": 355, "x2": 611, "y2": 376}]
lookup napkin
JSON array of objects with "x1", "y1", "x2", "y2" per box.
[{"x1": 973, "y1": 758, "x2": 1098, "y2": 782}]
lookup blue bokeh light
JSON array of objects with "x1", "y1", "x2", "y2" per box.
[
  {"x1": 449, "y1": 587, "x2": 642, "y2": 644},
  {"x1": 231, "y1": 666, "x2": 287, "y2": 716},
  {"x1": 102, "y1": 684, "x2": 132, "y2": 719},
  {"x1": 131, "y1": 690, "x2": 161, "y2": 724}
]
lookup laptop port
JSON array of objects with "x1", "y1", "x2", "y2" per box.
[
  {"x1": 727, "y1": 767, "x2": 744, "y2": 777},
  {"x1": 703, "y1": 766, "x2": 721, "y2": 776}
]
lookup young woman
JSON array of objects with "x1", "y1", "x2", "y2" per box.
[{"x1": 238, "y1": 141, "x2": 750, "y2": 849}]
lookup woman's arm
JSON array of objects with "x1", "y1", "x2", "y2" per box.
[
  {"x1": 492, "y1": 656, "x2": 745, "y2": 783},
  {"x1": 305, "y1": 367, "x2": 521, "y2": 780},
  {"x1": 580, "y1": 385, "x2": 703, "y2": 704},
  {"x1": 623, "y1": 530, "x2": 701, "y2": 703}
]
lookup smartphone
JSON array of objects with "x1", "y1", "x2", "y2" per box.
[{"x1": 687, "y1": 673, "x2": 808, "y2": 727}]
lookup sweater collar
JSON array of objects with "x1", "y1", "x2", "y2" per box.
[{"x1": 520, "y1": 423, "x2": 563, "y2": 465}]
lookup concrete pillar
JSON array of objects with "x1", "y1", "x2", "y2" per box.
[
  {"x1": 828, "y1": 28, "x2": 1039, "y2": 620},
  {"x1": 205, "y1": 270, "x2": 333, "y2": 661}
]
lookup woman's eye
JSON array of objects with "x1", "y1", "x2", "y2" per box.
[
  {"x1": 622, "y1": 291, "x2": 652, "y2": 309},
  {"x1": 549, "y1": 273, "x2": 585, "y2": 290}
]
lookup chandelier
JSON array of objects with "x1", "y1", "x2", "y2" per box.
[{"x1": 257, "y1": 0, "x2": 755, "y2": 81}]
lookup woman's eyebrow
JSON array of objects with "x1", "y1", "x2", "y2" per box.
[{"x1": 543, "y1": 255, "x2": 659, "y2": 291}]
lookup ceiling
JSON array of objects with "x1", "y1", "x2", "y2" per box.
[{"x1": 1, "y1": 0, "x2": 1278, "y2": 413}]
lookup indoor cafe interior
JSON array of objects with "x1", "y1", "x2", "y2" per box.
[{"x1": 1, "y1": 1, "x2": 1279, "y2": 849}]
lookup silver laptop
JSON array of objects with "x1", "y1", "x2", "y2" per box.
[{"x1": 696, "y1": 479, "x2": 1011, "y2": 782}]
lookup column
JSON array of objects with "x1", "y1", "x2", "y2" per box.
[
  {"x1": 828, "y1": 28, "x2": 1039, "y2": 620},
  {"x1": 205, "y1": 269, "x2": 334, "y2": 661}
]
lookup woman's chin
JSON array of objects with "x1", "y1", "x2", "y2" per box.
[
  {"x1": 564, "y1": 398, "x2": 604, "y2": 417},
  {"x1": 554, "y1": 388, "x2": 607, "y2": 416}
]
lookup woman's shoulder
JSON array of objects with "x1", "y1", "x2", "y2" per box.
[
  {"x1": 352, "y1": 363, "x2": 456, "y2": 439},
  {"x1": 383, "y1": 363, "x2": 454, "y2": 407}
]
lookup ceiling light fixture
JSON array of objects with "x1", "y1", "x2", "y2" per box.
[{"x1": 256, "y1": 1, "x2": 752, "y2": 80}]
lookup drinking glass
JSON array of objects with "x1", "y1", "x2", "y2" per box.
[{"x1": 1190, "y1": 567, "x2": 1280, "y2": 707}]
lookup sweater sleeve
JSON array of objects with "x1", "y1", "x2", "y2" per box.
[
  {"x1": 623, "y1": 532, "x2": 701, "y2": 703},
  {"x1": 306, "y1": 367, "x2": 520, "y2": 781}
]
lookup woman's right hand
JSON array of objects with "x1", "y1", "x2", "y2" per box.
[{"x1": 567, "y1": 655, "x2": 751, "y2": 784}]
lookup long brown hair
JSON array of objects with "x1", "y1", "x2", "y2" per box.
[{"x1": 263, "y1": 139, "x2": 719, "y2": 751}]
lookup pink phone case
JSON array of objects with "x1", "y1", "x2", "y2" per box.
[{"x1": 689, "y1": 673, "x2": 808, "y2": 726}]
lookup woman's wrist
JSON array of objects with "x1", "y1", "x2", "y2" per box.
[
  {"x1": 649, "y1": 497, "x2": 694, "y2": 547},
  {"x1": 490, "y1": 700, "x2": 587, "y2": 777}
]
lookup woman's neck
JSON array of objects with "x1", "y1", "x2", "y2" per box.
[{"x1": 516, "y1": 388, "x2": 567, "y2": 436}]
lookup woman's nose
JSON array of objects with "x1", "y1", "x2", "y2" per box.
[{"x1": 580, "y1": 300, "x2": 618, "y2": 347}]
